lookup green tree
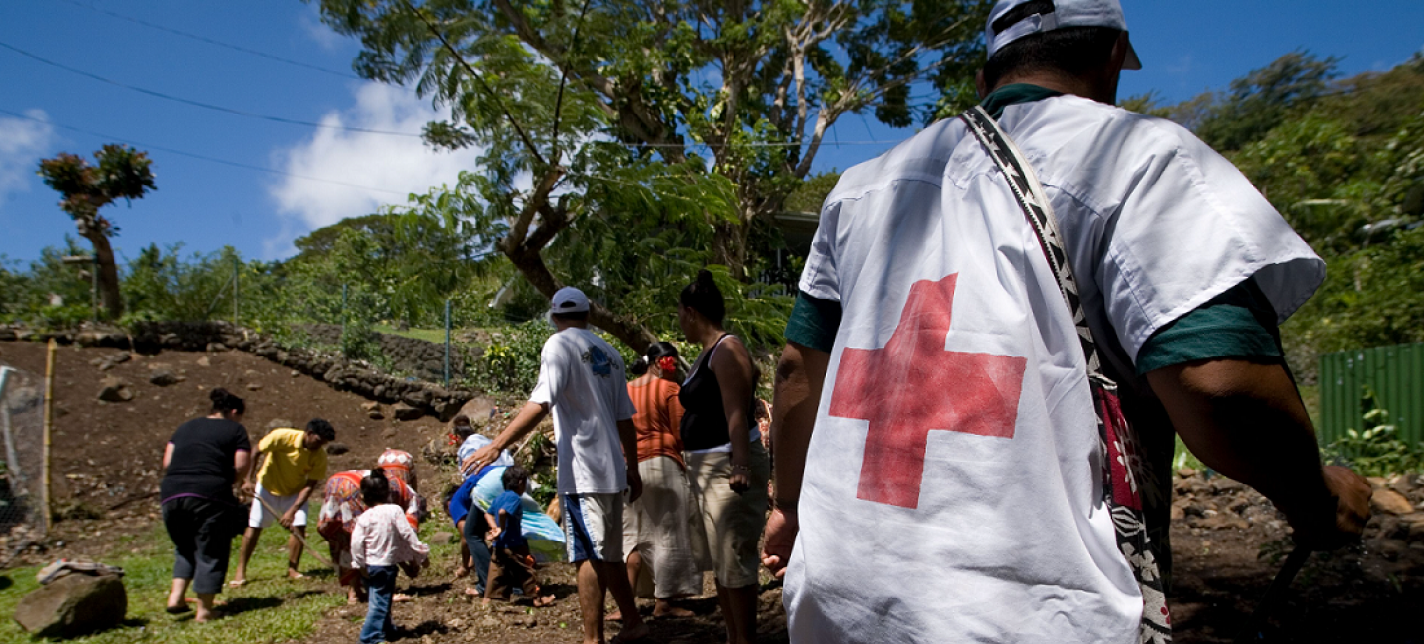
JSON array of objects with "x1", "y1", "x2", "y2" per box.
[
  {"x1": 36, "y1": 145, "x2": 157, "y2": 319},
  {"x1": 309, "y1": 0, "x2": 990, "y2": 351},
  {"x1": 1190, "y1": 51, "x2": 1340, "y2": 152}
]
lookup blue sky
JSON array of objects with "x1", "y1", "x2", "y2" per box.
[{"x1": 1, "y1": 1, "x2": 1421, "y2": 266}]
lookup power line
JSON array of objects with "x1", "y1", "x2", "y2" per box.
[
  {"x1": 55, "y1": 0, "x2": 362, "y2": 80},
  {"x1": 0, "y1": 41, "x2": 423, "y2": 138},
  {"x1": 0, "y1": 40, "x2": 909, "y2": 151},
  {"x1": 0, "y1": 108, "x2": 411, "y2": 196}
]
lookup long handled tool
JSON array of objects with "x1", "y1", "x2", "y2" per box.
[
  {"x1": 1234, "y1": 546, "x2": 1312, "y2": 643},
  {"x1": 251, "y1": 493, "x2": 338, "y2": 569}
]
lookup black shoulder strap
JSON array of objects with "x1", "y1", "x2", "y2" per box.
[{"x1": 959, "y1": 105, "x2": 1105, "y2": 379}]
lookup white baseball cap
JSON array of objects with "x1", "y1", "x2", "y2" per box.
[
  {"x1": 986, "y1": 0, "x2": 1142, "y2": 70},
  {"x1": 549, "y1": 286, "x2": 590, "y2": 314}
]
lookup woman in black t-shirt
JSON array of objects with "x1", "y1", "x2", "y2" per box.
[
  {"x1": 160, "y1": 388, "x2": 252, "y2": 622},
  {"x1": 676, "y1": 269, "x2": 770, "y2": 644}
]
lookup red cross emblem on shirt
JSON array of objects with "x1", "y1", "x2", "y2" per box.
[{"x1": 829, "y1": 274, "x2": 1027, "y2": 509}]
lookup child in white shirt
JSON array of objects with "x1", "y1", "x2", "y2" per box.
[{"x1": 351, "y1": 470, "x2": 429, "y2": 644}]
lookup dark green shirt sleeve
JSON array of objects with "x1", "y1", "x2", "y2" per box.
[
  {"x1": 784, "y1": 290, "x2": 842, "y2": 353},
  {"x1": 1135, "y1": 279, "x2": 1283, "y2": 376}
]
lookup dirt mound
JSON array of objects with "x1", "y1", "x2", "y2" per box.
[{"x1": 0, "y1": 342, "x2": 451, "y2": 564}]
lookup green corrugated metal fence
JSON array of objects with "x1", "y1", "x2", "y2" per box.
[{"x1": 1318, "y1": 342, "x2": 1424, "y2": 445}]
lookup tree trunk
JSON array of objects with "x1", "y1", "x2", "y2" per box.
[
  {"x1": 80, "y1": 229, "x2": 124, "y2": 320},
  {"x1": 505, "y1": 246, "x2": 660, "y2": 353},
  {"x1": 712, "y1": 220, "x2": 749, "y2": 279}
]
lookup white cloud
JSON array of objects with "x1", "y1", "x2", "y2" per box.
[
  {"x1": 299, "y1": 8, "x2": 346, "y2": 52},
  {"x1": 0, "y1": 109, "x2": 56, "y2": 208},
  {"x1": 267, "y1": 82, "x2": 484, "y2": 257}
]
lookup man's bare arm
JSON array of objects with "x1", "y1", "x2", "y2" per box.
[
  {"x1": 770, "y1": 342, "x2": 830, "y2": 512},
  {"x1": 1147, "y1": 358, "x2": 1370, "y2": 547},
  {"x1": 762, "y1": 342, "x2": 829, "y2": 578},
  {"x1": 463, "y1": 401, "x2": 550, "y2": 474}
]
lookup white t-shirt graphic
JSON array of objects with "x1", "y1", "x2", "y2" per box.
[
  {"x1": 530, "y1": 327, "x2": 637, "y2": 495},
  {"x1": 785, "y1": 94, "x2": 1322, "y2": 643}
]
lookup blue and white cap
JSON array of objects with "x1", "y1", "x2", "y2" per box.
[{"x1": 986, "y1": 0, "x2": 1142, "y2": 70}]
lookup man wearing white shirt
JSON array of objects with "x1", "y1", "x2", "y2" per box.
[
  {"x1": 466, "y1": 287, "x2": 647, "y2": 644},
  {"x1": 761, "y1": 1, "x2": 1371, "y2": 642}
]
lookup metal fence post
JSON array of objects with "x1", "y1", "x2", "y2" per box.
[
  {"x1": 233, "y1": 256, "x2": 240, "y2": 324},
  {"x1": 42, "y1": 339, "x2": 56, "y2": 533},
  {"x1": 444, "y1": 299, "x2": 452, "y2": 388}
]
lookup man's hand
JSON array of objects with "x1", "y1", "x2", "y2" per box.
[
  {"x1": 761, "y1": 507, "x2": 798, "y2": 579},
  {"x1": 626, "y1": 468, "x2": 643, "y2": 504},
  {"x1": 1285, "y1": 465, "x2": 1371, "y2": 550},
  {"x1": 486, "y1": 526, "x2": 501, "y2": 543},
  {"x1": 462, "y1": 444, "x2": 501, "y2": 477},
  {"x1": 242, "y1": 481, "x2": 256, "y2": 497},
  {"x1": 279, "y1": 508, "x2": 298, "y2": 530}
]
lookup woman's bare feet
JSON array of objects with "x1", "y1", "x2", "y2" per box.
[
  {"x1": 652, "y1": 600, "x2": 694, "y2": 618},
  {"x1": 532, "y1": 595, "x2": 555, "y2": 608},
  {"x1": 286, "y1": 569, "x2": 306, "y2": 580},
  {"x1": 453, "y1": 565, "x2": 469, "y2": 579}
]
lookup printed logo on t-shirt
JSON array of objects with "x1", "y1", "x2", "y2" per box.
[{"x1": 582, "y1": 345, "x2": 614, "y2": 377}]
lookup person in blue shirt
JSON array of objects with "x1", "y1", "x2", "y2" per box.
[
  {"x1": 447, "y1": 468, "x2": 492, "y2": 598},
  {"x1": 483, "y1": 466, "x2": 554, "y2": 607}
]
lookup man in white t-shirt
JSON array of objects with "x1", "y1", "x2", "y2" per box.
[
  {"x1": 466, "y1": 287, "x2": 646, "y2": 644},
  {"x1": 761, "y1": 1, "x2": 1371, "y2": 642}
]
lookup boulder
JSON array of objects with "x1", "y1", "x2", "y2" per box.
[
  {"x1": 361, "y1": 401, "x2": 385, "y2": 420},
  {"x1": 267, "y1": 419, "x2": 295, "y2": 431},
  {"x1": 13, "y1": 573, "x2": 126, "y2": 638},
  {"x1": 326, "y1": 442, "x2": 350, "y2": 456},
  {"x1": 429, "y1": 531, "x2": 457, "y2": 545},
  {"x1": 97, "y1": 378, "x2": 134, "y2": 403},
  {"x1": 97, "y1": 352, "x2": 131, "y2": 372},
  {"x1": 195, "y1": 356, "x2": 211, "y2": 367},
  {"x1": 392, "y1": 402, "x2": 424, "y2": 422},
  {"x1": 148, "y1": 368, "x2": 181, "y2": 387},
  {"x1": 1372, "y1": 488, "x2": 1416, "y2": 516},
  {"x1": 245, "y1": 383, "x2": 263, "y2": 392},
  {"x1": 206, "y1": 342, "x2": 229, "y2": 353}
]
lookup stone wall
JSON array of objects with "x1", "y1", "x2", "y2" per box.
[
  {"x1": 0, "y1": 322, "x2": 477, "y2": 421},
  {"x1": 295, "y1": 324, "x2": 475, "y2": 382}
]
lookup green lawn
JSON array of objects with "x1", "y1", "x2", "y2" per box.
[
  {"x1": 0, "y1": 515, "x2": 464, "y2": 644},
  {"x1": 0, "y1": 527, "x2": 347, "y2": 644},
  {"x1": 371, "y1": 325, "x2": 448, "y2": 345}
]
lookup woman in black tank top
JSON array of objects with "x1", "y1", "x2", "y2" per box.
[{"x1": 676, "y1": 269, "x2": 769, "y2": 644}]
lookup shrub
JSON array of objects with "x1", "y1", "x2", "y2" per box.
[{"x1": 1321, "y1": 388, "x2": 1424, "y2": 476}]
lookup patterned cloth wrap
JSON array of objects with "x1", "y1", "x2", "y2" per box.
[
  {"x1": 470, "y1": 465, "x2": 565, "y2": 563},
  {"x1": 377, "y1": 449, "x2": 428, "y2": 521},
  {"x1": 377, "y1": 449, "x2": 416, "y2": 487},
  {"x1": 317, "y1": 468, "x2": 421, "y2": 585}
]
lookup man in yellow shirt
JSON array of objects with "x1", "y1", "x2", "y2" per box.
[{"x1": 231, "y1": 419, "x2": 335, "y2": 586}]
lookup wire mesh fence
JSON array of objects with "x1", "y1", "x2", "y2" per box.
[{"x1": 0, "y1": 364, "x2": 46, "y2": 565}]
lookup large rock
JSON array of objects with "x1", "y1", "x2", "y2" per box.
[
  {"x1": 13, "y1": 573, "x2": 127, "y2": 638},
  {"x1": 1372, "y1": 488, "x2": 1416, "y2": 516},
  {"x1": 97, "y1": 378, "x2": 134, "y2": 403},
  {"x1": 392, "y1": 401, "x2": 424, "y2": 422},
  {"x1": 361, "y1": 401, "x2": 385, "y2": 420},
  {"x1": 97, "y1": 352, "x2": 131, "y2": 372},
  {"x1": 148, "y1": 368, "x2": 181, "y2": 387}
]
